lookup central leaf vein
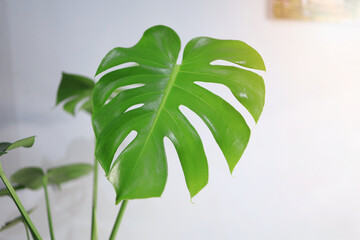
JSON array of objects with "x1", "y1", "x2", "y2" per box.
[{"x1": 119, "y1": 64, "x2": 181, "y2": 189}]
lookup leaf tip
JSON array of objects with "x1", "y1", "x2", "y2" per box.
[
  {"x1": 188, "y1": 179, "x2": 208, "y2": 199},
  {"x1": 229, "y1": 164, "x2": 236, "y2": 175},
  {"x1": 95, "y1": 67, "x2": 102, "y2": 77},
  {"x1": 257, "y1": 56, "x2": 266, "y2": 72}
]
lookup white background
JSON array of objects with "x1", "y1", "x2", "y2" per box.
[{"x1": 1, "y1": 0, "x2": 360, "y2": 239}]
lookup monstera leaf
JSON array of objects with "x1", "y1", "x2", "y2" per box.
[
  {"x1": 11, "y1": 163, "x2": 92, "y2": 190},
  {"x1": 56, "y1": 72, "x2": 95, "y2": 115},
  {"x1": 93, "y1": 25, "x2": 265, "y2": 202},
  {"x1": 0, "y1": 136, "x2": 35, "y2": 157}
]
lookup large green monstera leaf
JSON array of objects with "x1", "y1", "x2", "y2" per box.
[{"x1": 93, "y1": 25, "x2": 265, "y2": 202}]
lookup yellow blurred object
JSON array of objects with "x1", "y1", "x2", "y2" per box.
[{"x1": 271, "y1": 0, "x2": 360, "y2": 22}]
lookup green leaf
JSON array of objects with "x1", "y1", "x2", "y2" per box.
[
  {"x1": 0, "y1": 136, "x2": 35, "y2": 156},
  {"x1": 47, "y1": 163, "x2": 92, "y2": 185},
  {"x1": 56, "y1": 72, "x2": 95, "y2": 115},
  {"x1": 0, "y1": 185, "x2": 25, "y2": 197},
  {"x1": 0, "y1": 208, "x2": 35, "y2": 232},
  {"x1": 10, "y1": 164, "x2": 92, "y2": 191},
  {"x1": 93, "y1": 25, "x2": 265, "y2": 202},
  {"x1": 0, "y1": 143, "x2": 11, "y2": 154},
  {"x1": 11, "y1": 167, "x2": 44, "y2": 190}
]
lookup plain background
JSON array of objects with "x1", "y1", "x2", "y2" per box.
[{"x1": 1, "y1": 0, "x2": 360, "y2": 239}]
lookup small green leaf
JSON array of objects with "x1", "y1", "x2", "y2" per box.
[
  {"x1": 0, "y1": 136, "x2": 35, "y2": 156},
  {"x1": 11, "y1": 167, "x2": 44, "y2": 190},
  {"x1": 6, "y1": 137, "x2": 35, "y2": 151},
  {"x1": 56, "y1": 72, "x2": 95, "y2": 115},
  {"x1": 47, "y1": 163, "x2": 92, "y2": 185},
  {"x1": 0, "y1": 208, "x2": 35, "y2": 232},
  {"x1": 9, "y1": 164, "x2": 92, "y2": 191},
  {"x1": 0, "y1": 185, "x2": 25, "y2": 197}
]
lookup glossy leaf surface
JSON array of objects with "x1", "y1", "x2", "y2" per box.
[
  {"x1": 56, "y1": 72, "x2": 95, "y2": 115},
  {"x1": 0, "y1": 136, "x2": 35, "y2": 157},
  {"x1": 93, "y1": 25, "x2": 265, "y2": 202}
]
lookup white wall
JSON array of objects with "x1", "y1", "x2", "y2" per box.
[{"x1": 1, "y1": 0, "x2": 360, "y2": 239}]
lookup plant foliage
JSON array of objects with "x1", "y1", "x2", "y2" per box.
[
  {"x1": 56, "y1": 73, "x2": 95, "y2": 115},
  {"x1": 93, "y1": 25, "x2": 266, "y2": 202},
  {"x1": 0, "y1": 136, "x2": 35, "y2": 157},
  {"x1": 11, "y1": 163, "x2": 92, "y2": 190},
  {"x1": 0, "y1": 208, "x2": 35, "y2": 232}
]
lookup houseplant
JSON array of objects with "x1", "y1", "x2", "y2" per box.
[
  {"x1": 0, "y1": 137, "x2": 92, "y2": 239},
  {"x1": 0, "y1": 25, "x2": 265, "y2": 239}
]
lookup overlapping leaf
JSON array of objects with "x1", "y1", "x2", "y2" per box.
[{"x1": 93, "y1": 25, "x2": 265, "y2": 202}]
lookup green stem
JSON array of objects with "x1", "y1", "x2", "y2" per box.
[
  {"x1": 43, "y1": 177, "x2": 55, "y2": 240},
  {"x1": 0, "y1": 162, "x2": 41, "y2": 239},
  {"x1": 90, "y1": 157, "x2": 98, "y2": 240},
  {"x1": 109, "y1": 200, "x2": 129, "y2": 240},
  {"x1": 24, "y1": 222, "x2": 30, "y2": 240}
]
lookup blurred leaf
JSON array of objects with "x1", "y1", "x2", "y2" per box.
[
  {"x1": 0, "y1": 143, "x2": 11, "y2": 154},
  {"x1": 0, "y1": 136, "x2": 35, "y2": 156},
  {"x1": 0, "y1": 185, "x2": 25, "y2": 197},
  {"x1": 56, "y1": 72, "x2": 95, "y2": 115},
  {"x1": 0, "y1": 208, "x2": 35, "y2": 232},
  {"x1": 6, "y1": 137, "x2": 35, "y2": 151},
  {"x1": 10, "y1": 164, "x2": 92, "y2": 191},
  {"x1": 47, "y1": 163, "x2": 92, "y2": 185},
  {"x1": 11, "y1": 167, "x2": 44, "y2": 190}
]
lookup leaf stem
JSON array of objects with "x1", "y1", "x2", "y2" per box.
[
  {"x1": 91, "y1": 157, "x2": 99, "y2": 240},
  {"x1": 24, "y1": 222, "x2": 30, "y2": 240},
  {"x1": 43, "y1": 177, "x2": 55, "y2": 240},
  {"x1": 109, "y1": 200, "x2": 128, "y2": 240},
  {"x1": 0, "y1": 162, "x2": 41, "y2": 239}
]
